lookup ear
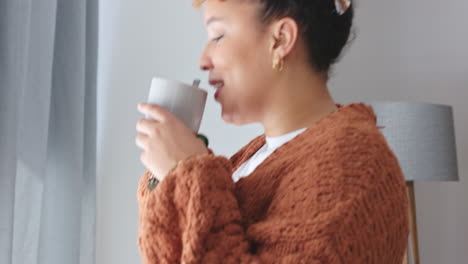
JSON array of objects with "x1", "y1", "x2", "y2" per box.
[{"x1": 268, "y1": 17, "x2": 299, "y2": 59}]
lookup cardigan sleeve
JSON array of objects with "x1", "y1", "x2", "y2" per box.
[{"x1": 137, "y1": 149, "x2": 408, "y2": 263}]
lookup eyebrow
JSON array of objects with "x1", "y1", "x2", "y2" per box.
[{"x1": 205, "y1": 16, "x2": 224, "y2": 26}]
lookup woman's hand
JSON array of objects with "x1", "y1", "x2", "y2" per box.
[{"x1": 135, "y1": 103, "x2": 209, "y2": 181}]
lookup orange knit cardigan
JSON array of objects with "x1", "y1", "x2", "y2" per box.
[{"x1": 137, "y1": 103, "x2": 409, "y2": 264}]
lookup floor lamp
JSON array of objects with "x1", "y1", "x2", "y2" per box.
[{"x1": 367, "y1": 101, "x2": 459, "y2": 264}]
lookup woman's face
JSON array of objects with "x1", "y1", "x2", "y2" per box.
[{"x1": 200, "y1": 0, "x2": 274, "y2": 125}]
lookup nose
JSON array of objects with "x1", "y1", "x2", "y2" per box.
[{"x1": 199, "y1": 45, "x2": 213, "y2": 71}]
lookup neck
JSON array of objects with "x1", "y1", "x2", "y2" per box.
[{"x1": 260, "y1": 67, "x2": 338, "y2": 137}]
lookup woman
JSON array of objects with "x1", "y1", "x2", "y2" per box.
[{"x1": 135, "y1": 0, "x2": 409, "y2": 263}]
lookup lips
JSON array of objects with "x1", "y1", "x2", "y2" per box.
[
  {"x1": 214, "y1": 86, "x2": 222, "y2": 100},
  {"x1": 209, "y1": 78, "x2": 224, "y2": 100}
]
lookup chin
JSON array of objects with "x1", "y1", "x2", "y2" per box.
[
  {"x1": 221, "y1": 112, "x2": 238, "y2": 125},
  {"x1": 221, "y1": 110, "x2": 250, "y2": 126}
]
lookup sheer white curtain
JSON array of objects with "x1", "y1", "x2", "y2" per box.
[{"x1": 0, "y1": 0, "x2": 98, "y2": 263}]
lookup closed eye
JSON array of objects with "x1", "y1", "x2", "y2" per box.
[{"x1": 212, "y1": 34, "x2": 224, "y2": 43}]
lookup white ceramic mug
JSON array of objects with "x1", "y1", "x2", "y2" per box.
[{"x1": 147, "y1": 77, "x2": 207, "y2": 132}]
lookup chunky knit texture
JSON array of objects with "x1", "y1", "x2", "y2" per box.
[{"x1": 137, "y1": 102, "x2": 409, "y2": 264}]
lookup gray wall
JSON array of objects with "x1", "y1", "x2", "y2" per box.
[{"x1": 97, "y1": 0, "x2": 468, "y2": 263}]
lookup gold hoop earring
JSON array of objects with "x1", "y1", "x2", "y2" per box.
[{"x1": 272, "y1": 55, "x2": 284, "y2": 72}]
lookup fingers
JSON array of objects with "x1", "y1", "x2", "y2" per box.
[
  {"x1": 137, "y1": 103, "x2": 171, "y2": 122},
  {"x1": 136, "y1": 118, "x2": 159, "y2": 135},
  {"x1": 135, "y1": 133, "x2": 149, "y2": 149}
]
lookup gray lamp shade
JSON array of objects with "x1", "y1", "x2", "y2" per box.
[{"x1": 366, "y1": 101, "x2": 459, "y2": 182}]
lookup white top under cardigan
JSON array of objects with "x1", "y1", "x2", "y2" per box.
[{"x1": 232, "y1": 127, "x2": 307, "y2": 182}]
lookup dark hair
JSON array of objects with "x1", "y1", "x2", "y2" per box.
[{"x1": 258, "y1": 0, "x2": 354, "y2": 75}]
